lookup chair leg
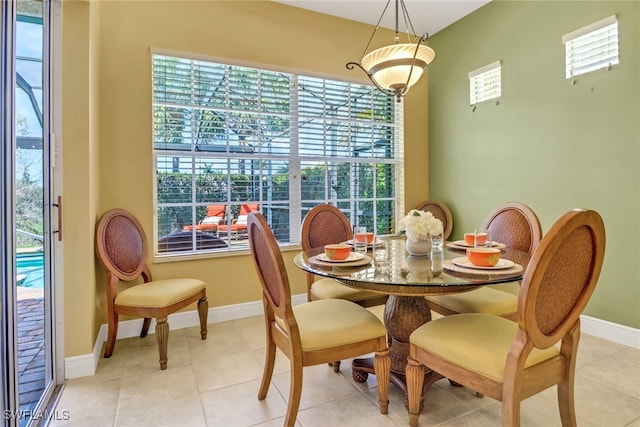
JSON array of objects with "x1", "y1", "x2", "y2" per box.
[
  {"x1": 258, "y1": 336, "x2": 276, "y2": 400},
  {"x1": 558, "y1": 379, "x2": 577, "y2": 427},
  {"x1": 501, "y1": 393, "x2": 521, "y2": 427},
  {"x1": 406, "y1": 356, "x2": 425, "y2": 427},
  {"x1": 140, "y1": 317, "x2": 151, "y2": 338},
  {"x1": 284, "y1": 360, "x2": 303, "y2": 427},
  {"x1": 197, "y1": 295, "x2": 208, "y2": 340},
  {"x1": 155, "y1": 317, "x2": 169, "y2": 370},
  {"x1": 373, "y1": 348, "x2": 390, "y2": 414},
  {"x1": 558, "y1": 329, "x2": 578, "y2": 427},
  {"x1": 104, "y1": 311, "x2": 118, "y2": 358}
]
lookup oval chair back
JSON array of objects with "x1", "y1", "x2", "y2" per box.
[
  {"x1": 519, "y1": 208, "x2": 605, "y2": 348},
  {"x1": 481, "y1": 202, "x2": 542, "y2": 254},
  {"x1": 301, "y1": 204, "x2": 353, "y2": 253},
  {"x1": 415, "y1": 200, "x2": 453, "y2": 240},
  {"x1": 96, "y1": 208, "x2": 150, "y2": 282}
]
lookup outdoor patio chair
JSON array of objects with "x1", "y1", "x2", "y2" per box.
[
  {"x1": 183, "y1": 204, "x2": 226, "y2": 232},
  {"x1": 217, "y1": 203, "x2": 259, "y2": 239}
]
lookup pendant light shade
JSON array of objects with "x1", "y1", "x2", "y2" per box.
[
  {"x1": 361, "y1": 43, "x2": 435, "y2": 92},
  {"x1": 346, "y1": 0, "x2": 435, "y2": 102}
]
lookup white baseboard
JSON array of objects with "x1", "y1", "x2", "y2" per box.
[
  {"x1": 65, "y1": 296, "x2": 639, "y2": 379},
  {"x1": 581, "y1": 314, "x2": 640, "y2": 348},
  {"x1": 64, "y1": 293, "x2": 307, "y2": 379}
]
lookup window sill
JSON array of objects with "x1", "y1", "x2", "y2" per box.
[{"x1": 153, "y1": 242, "x2": 302, "y2": 264}]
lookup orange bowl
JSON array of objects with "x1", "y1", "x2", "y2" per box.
[
  {"x1": 324, "y1": 244, "x2": 352, "y2": 260},
  {"x1": 466, "y1": 247, "x2": 501, "y2": 267},
  {"x1": 355, "y1": 232, "x2": 375, "y2": 244},
  {"x1": 464, "y1": 232, "x2": 487, "y2": 246}
]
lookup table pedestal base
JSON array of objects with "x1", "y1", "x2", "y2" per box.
[
  {"x1": 352, "y1": 295, "x2": 443, "y2": 404},
  {"x1": 352, "y1": 356, "x2": 444, "y2": 405}
]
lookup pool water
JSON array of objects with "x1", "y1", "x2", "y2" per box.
[{"x1": 16, "y1": 253, "x2": 44, "y2": 288}]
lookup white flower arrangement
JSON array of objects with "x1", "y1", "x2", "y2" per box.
[{"x1": 399, "y1": 209, "x2": 444, "y2": 241}]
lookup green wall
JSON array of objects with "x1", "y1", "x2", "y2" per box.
[{"x1": 427, "y1": 1, "x2": 640, "y2": 328}]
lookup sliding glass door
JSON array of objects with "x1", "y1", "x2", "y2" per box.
[{"x1": 2, "y1": 1, "x2": 62, "y2": 425}]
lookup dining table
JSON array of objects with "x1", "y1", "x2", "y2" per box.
[{"x1": 293, "y1": 236, "x2": 530, "y2": 403}]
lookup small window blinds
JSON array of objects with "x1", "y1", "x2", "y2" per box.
[
  {"x1": 563, "y1": 15, "x2": 619, "y2": 79},
  {"x1": 468, "y1": 60, "x2": 501, "y2": 106}
]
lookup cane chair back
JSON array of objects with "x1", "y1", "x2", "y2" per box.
[
  {"x1": 301, "y1": 204, "x2": 352, "y2": 253},
  {"x1": 415, "y1": 200, "x2": 453, "y2": 240},
  {"x1": 482, "y1": 202, "x2": 542, "y2": 254},
  {"x1": 247, "y1": 212, "x2": 391, "y2": 427},
  {"x1": 406, "y1": 208, "x2": 605, "y2": 427}
]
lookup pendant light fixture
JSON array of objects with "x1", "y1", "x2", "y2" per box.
[{"x1": 346, "y1": 0, "x2": 435, "y2": 102}]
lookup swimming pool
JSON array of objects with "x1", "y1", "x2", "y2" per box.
[{"x1": 16, "y1": 253, "x2": 44, "y2": 288}]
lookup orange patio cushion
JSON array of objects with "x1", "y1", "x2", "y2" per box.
[{"x1": 218, "y1": 223, "x2": 248, "y2": 232}]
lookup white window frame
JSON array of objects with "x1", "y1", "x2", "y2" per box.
[
  {"x1": 468, "y1": 60, "x2": 501, "y2": 106},
  {"x1": 151, "y1": 50, "x2": 404, "y2": 259},
  {"x1": 563, "y1": 15, "x2": 619, "y2": 79}
]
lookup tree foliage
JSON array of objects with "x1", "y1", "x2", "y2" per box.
[{"x1": 16, "y1": 149, "x2": 43, "y2": 249}]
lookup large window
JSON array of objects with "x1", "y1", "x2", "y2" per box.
[{"x1": 152, "y1": 52, "x2": 402, "y2": 256}]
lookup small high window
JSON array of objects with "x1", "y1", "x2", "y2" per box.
[
  {"x1": 563, "y1": 15, "x2": 619, "y2": 79},
  {"x1": 468, "y1": 61, "x2": 501, "y2": 106}
]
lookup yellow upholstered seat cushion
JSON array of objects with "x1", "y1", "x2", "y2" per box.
[
  {"x1": 115, "y1": 278, "x2": 205, "y2": 308},
  {"x1": 310, "y1": 278, "x2": 383, "y2": 302},
  {"x1": 276, "y1": 299, "x2": 386, "y2": 351},
  {"x1": 486, "y1": 281, "x2": 520, "y2": 296},
  {"x1": 367, "y1": 304, "x2": 386, "y2": 324},
  {"x1": 410, "y1": 313, "x2": 559, "y2": 382},
  {"x1": 426, "y1": 287, "x2": 518, "y2": 316}
]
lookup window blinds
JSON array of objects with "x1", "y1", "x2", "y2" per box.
[
  {"x1": 563, "y1": 15, "x2": 619, "y2": 79},
  {"x1": 468, "y1": 60, "x2": 501, "y2": 105},
  {"x1": 152, "y1": 52, "x2": 401, "y2": 255}
]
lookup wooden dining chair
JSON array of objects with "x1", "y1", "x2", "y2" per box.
[
  {"x1": 301, "y1": 204, "x2": 389, "y2": 372},
  {"x1": 407, "y1": 208, "x2": 605, "y2": 427},
  {"x1": 95, "y1": 208, "x2": 208, "y2": 370},
  {"x1": 415, "y1": 199, "x2": 454, "y2": 240},
  {"x1": 426, "y1": 202, "x2": 542, "y2": 320},
  {"x1": 247, "y1": 212, "x2": 391, "y2": 427}
]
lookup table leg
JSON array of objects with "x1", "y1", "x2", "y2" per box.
[{"x1": 352, "y1": 295, "x2": 443, "y2": 402}]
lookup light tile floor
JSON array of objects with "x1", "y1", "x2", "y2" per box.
[{"x1": 51, "y1": 314, "x2": 640, "y2": 426}]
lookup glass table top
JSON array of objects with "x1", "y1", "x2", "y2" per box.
[{"x1": 294, "y1": 236, "x2": 530, "y2": 297}]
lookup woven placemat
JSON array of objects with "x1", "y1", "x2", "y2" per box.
[
  {"x1": 443, "y1": 259, "x2": 523, "y2": 275},
  {"x1": 309, "y1": 254, "x2": 373, "y2": 268}
]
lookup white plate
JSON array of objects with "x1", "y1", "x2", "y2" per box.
[
  {"x1": 448, "y1": 240, "x2": 506, "y2": 250},
  {"x1": 315, "y1": 252, "x2": 365, "y2": 263},
  {"x1": 345, "y1": 239, "x2": 384, "y2": 248},
  {"x1": 451, "y1": 257, "x2": 515, "y2": 270}
]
